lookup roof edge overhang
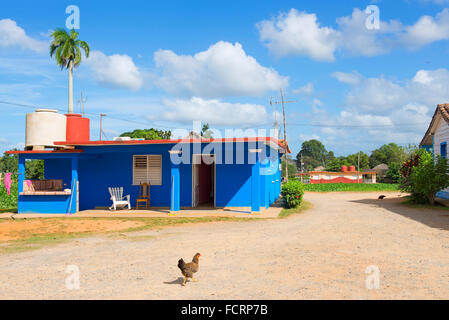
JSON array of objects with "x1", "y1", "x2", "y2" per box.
[
  {"x1": 52, "y1": 136, "x2": 290, "y2": 152},
  {"x1": 5, "y1": 150, "x2": 84, "y2": 155},
  {"x1": 420, "y1": 104, "x2": 449, "y2": 147}
]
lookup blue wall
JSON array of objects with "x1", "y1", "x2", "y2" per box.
[
  {"x1": 17, "y1": 141, "x2": 282, "y2": 213},
  {"x1": 18, "y1": 154, "x2": 79, "y2": 214},
  {"x1": 77, "y1": 144, "x2": 192, "y2": 210}
]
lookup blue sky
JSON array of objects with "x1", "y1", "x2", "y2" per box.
[{"x1": 1, "y1": 0, "x2": 449, "y2": 156}]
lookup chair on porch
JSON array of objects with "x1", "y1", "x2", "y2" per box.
[
  {"x1": 136, "y1": 182, "x2": 150, "y2": 209},
  {"x1": 108, "y1": 187, "x2": 131, "y2": 210}
]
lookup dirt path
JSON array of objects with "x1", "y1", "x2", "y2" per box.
[{"x1": 1, "y1": 191, "x2": 448, "y2": 299}]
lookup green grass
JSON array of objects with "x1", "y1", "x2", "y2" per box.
[
  {"x1": 303, "y1": 183, "x2": 399, "y2": 192},
  {"x1": 0, "y1": 208, "x2": 16, "y2": 213},
  {"x1": 0, "y1": 216, "x2": 254, "y2": 254},
  {"x1": 278, "y1": 200, "x2": 312, "y2": 218}
]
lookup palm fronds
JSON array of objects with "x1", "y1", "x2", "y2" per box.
[{"x1": 49, "y1": 28, "x2": 90, "y2": 70}]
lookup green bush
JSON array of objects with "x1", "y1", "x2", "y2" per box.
[
  {"x1": 400, "y1": 150, "x2": 449, "y2": 205},
  {"x1": 281, "y1": 180, "x2": 304, "y2": 208},
  {"x1": 0, "y1": 174, "x2": 18, "y2": 209}
]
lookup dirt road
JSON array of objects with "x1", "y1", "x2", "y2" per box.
[{"x1": 1, "y1": 192, "x2": 448, "y2": 299}]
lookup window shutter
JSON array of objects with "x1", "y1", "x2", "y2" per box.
[
  {"x1": 147, "y1": 155, "x2": 162, "y2": 185},
  {"x1": 133, "y1": 156, "x2": 148, "y2": 185},
  {"x1": 133, "y1": 155, "x2": 162, "y2": 185}
]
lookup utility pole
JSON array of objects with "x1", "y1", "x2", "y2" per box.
[
  {"x1": 272, "y1": 88, "x2": 296, "y2": 182},
  {"x1": 269, "y1": 96, "x2": 278, "y2": 138},
  {"x1": 99, "y1": 113, "x2": 106, "y2": 141},
  {"x1": 357, "y1": 151, "x2": 360, "y2": 184}
]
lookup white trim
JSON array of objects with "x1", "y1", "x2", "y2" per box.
[
  {"x1": 249, "y1": 148, "x2": 262, "y2": 153},
  {"x1": 168, "y1": 150, "x2": 182, "y2": 154}
]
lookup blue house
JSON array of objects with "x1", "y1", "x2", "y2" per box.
[{"x1": 8, "y1": 135, "x2": 287, "y2": 214}]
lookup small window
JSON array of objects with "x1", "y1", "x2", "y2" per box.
[
  {"x1": 441, "y1": 142, "x2": 447, "y2": 159},
  {"x1": 133, "y1": 155, "x2": 162, "y2": 185}
]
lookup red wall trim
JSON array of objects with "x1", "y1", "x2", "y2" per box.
[{"x1": 310, "y1": 177, "x2": 363, "y2": 184}]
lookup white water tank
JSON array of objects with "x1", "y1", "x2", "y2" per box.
[{"x1": 25, "y1": 109, "x2": 66, "y2": 149}]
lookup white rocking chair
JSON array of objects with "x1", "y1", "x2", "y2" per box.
[{"x1": 108, "y1": 187, "x2": 131, "y2": 210}]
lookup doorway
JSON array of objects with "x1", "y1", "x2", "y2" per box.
[{"x1": 192, "y1": 154, "x2": 215, "y2": 208}]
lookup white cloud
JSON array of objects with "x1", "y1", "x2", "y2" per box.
[
  {"x1": 336, "y1": 8, "x2": 403, "y2": 56},
  {"x1": 257, "y1": 9, "x2": 339, "y2": 61},
  {"x1": 293, "y1": 82, "x2": 314, "y2": 95},
  {"x1": 153, "y1": 41, "x2": 288, "y2": 98},
  {"x1": 86, "y1": 51, "x2": 143, "y2": 90},
  {"x1": 257, "y1": 8, "x2": 449, "y2": 61},
  {"x1": 158, "y1": 97, "x2": 268, "y2": 126},
  {"x1": 331, "y1": 71, "x2": 362, "y2": 85},
  {"x1": 401, "y1": 9, "x2": 449, "y2": 48},
  {"x1": 307, "y1": 68, "x2": 449, "y2": 153},
  {"x1": 0, "y1": 19, "x2": 47, "y2": 53}
]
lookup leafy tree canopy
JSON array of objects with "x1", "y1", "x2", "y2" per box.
[
  {"x1": 296, "y1": 139, "x2": 334, "y2": 170},
  {"x1": 295, "y1": 140, "x2": 410, "y2": 175},
  {"x1": 0, "y1": 151, "x2": 44, "y2": 179},
  {"x1": 120, "y1": 128, "x2": 172, "y2": 140},
  {"x1": 369, "y1": 143, "x2": 407, "y2": 168}
]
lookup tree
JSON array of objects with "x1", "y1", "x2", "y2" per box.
[
  {"x1": 369, "y1": 143, "x2": 407, "y2": 168},
  {"x1": 201, "y1": 123, "x2": 213, "y2": 139},
  {"x1": 0, "y1": 151, "x2": 44, "y2": 179},
  {"x1": 282, "y1": 162, "x2": 297, "y2": 179},
  {"x1": 346, "y1": 151, "x2": 370, "y2": 170},
  {"x1": 0, "y1": 151, "x2": 18, "y2": 173},
  {"x1": 385, "y1": 162, "x2": 401, "y2": 183},
  {"x1": 296, "y1": 139, "x2": 332, "y2": 170},
  {"x1": 120, "y1": 128, "x2": 172, "y2": 140},
  {"x1": 50, "y1": 29, "x2": 90, "y2": 113},
  {"x1": 402, "y1": 151, "x2": 449, "y2": 205},
  {"x1": 25, "y1": 160, "x2": 44, "y2": 180}
]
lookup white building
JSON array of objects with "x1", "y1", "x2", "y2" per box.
[{"x1": 420, "y1": 103, "x2": 449, "y2": 198}]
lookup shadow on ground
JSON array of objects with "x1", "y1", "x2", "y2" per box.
[
  {"x1": 163, "y1": 277, "x2": 184, "y2": 286},
  {"x1": 350, "y1": 196, "x2": 449, "y2": 232}
]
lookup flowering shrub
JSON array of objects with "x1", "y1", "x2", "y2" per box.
[
  {"x1": 281, "y1": 180, "x2": 304, "y2": 208},
  {"x1": 400, "y1": 150, "x2": 449, "y2": 204}
]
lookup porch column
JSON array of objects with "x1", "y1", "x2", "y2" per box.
[
  {"x1": 69, "y1": 156, "x2": 79, "y2": 214},
  {"x1": 250, "y1": 148, "x2": 261, "y2": 213},
  {"x1": 18, "y1": 155, "x2": 25, "y2": 194},
  {"x1": 169, "y1": 151, "x2": 181, "y2": 213}
]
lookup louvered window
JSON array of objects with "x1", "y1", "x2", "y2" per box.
[{"x1": 133, "y1": 155, "x2": 162, "y2": 185}]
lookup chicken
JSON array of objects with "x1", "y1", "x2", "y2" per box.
[
  {"x1": 378, "y1": 195, "x2": 386, "y2": 200},
  {"x1": 178, "y1": 253, "x2": 201, "y2": 286}
]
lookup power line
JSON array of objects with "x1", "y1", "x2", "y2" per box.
[
  {"x1": 0, "y1": 99, "x2": 430, "y2": 130},
  {"x1": 0, "y1": 99, "x2": 182, "y2": 131}
]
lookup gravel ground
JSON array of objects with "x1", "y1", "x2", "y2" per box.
[{"x1": 1, "y1": 191, "x2": 449, "y2": 299}]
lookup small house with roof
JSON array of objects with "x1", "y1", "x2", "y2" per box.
[{"x1": 7, "y1": 110, "x2": 287, "y2": 214}]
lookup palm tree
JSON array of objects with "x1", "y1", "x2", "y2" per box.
[{"x1": 50, "y1": 29, "x2": 90, "y2": 114}]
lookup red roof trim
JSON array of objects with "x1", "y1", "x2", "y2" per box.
[
  {"x1": 53, "y1": 137, "x2": 289, "y2": 151},
  {"x1": 5, "y1": 150, "x2": 84, "y2": 155}
]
